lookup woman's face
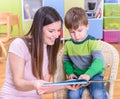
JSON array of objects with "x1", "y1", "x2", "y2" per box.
[{"x1": 43, "y1": 21, "x2": 61, "y2": 45}]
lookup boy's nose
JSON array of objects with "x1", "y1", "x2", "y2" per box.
[{"x1": 74, "y1": 32, "x2": 79, "y2": 37}]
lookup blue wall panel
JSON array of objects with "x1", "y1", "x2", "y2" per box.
[
  {"x1": 43, "y1": 0, "x2": 64, "y2": 19},
  {"x1": 88, "y1": 19, "x2": 103, "y2": 39}
]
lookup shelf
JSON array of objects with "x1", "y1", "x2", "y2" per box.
[
  {"x1": 22, "y1": 0, "x2": 42, "y2": 34},
  {"x1": 22, "y1": 0, "x2": 42, "y2": 20},
  {"x1": 104, "y1": 3, "x2": 120, "y2": 17},
  {"x1": 104, "y1": 17, "x2": 120, "y2": 30},
  {"x1": 85, "y1": 0, "x2": 103, "y2": 19},
  {"x1": 103, "y1": 30, "x2": 120, "y2": 42},
  {"x1": 103, "y1": 0, "x2": 120, "y2": 42},
  {"x1": 104, "y1": 0, "x2": 119, "y2": 3},
  {"x1": 104, "y1": 3, "x2": 120, "y2": 4}
]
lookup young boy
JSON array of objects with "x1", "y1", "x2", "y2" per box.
[{"x1": 63, "y1": 7, "x2": 108, "y2": 99}]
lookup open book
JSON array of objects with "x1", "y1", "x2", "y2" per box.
[
  {"x1": 42, "y1": 79, "x2": 113, "y2": 87},
  {"x1": 42, "y1": 79, "x2": 88, "y2": 87}
]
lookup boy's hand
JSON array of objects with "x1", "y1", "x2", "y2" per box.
[
  {"x1": 77, "y1": 74, "x2": 90, "y2": 87},
  {"x1": 67, "y1": 74, "x2": 82, "y2": 91},
  {"x1": 79, "y1": 74, "x2": 90, "y2": 81},
  {"x1": 68, "y1": 74, "x2": 77, "y2": 79}
]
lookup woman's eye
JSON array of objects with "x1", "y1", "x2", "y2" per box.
[
  {"x1": 69, "y1": 31, "x2": 74, "y2": 34},
  {"x1": 49, "y1": 31, "x2": 53, "y2": 33}
]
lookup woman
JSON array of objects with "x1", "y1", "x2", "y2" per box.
[{"x1": 1, "y1": 6, "x2": 65, "y2": 99}]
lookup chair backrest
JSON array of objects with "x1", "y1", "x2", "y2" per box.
[
  {"x1": 98, "y1": 40, "x2": 119, "y2": 99},
  {"x1": 0, "y1": 12, "x2": 20, "y2": 38},
  {"x1": 54, "y1": 40, "x2": 119, "y2": 99},
  {"x1": 8, "y1": 14, "x2": 20, "y2": 25},
  {"x1": 0, "y1": 40, "x2": 7, "y2": 62},
  {"x1": 0, "y1": 12, "x2": 12, "y2": 25},
  {"x1": 0, "y1": 12, "x2": 12, "y2": 19}
]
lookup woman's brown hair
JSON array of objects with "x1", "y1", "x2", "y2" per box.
[{"x1": 23, "y1": 6, "x2": 63, "y2": 79}]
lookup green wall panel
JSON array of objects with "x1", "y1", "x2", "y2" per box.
[{"x1": 23, "y1": 21, "x2": 32, "y2": 34}]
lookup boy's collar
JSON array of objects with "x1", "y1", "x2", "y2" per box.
[{"x1": 71, "y1": 34, "x2": 89, "y2": 44}]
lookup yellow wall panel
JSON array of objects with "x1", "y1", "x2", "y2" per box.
[{"x1": 64, "y1": 0, "x2": 84, "y2": 39}]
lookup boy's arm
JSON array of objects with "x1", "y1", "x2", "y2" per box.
[
  {"x1": 85, "y1": 58, "x2": 104, "y2": 78},
  {"x1": 63, "y1": 61, "x2": 74, "y2": 76},
  {"x1": 63, "y1": 42, "x2": 74, "y2": 76},
  {"x1": 85, "y1": 40, "x2": 104, "y2": 78}
]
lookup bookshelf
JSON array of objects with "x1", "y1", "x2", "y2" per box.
[
  {"x1": 103, "y1": 0, "x2": 120, "y2": 42},
  {"x1": 21, "y1": 0, "x2": 104, "y2": 40},
  {"x1": 22, "y1": 0, "x2": 42, "y2": 34}
]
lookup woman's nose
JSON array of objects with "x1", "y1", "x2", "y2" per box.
[{"x1": 54, "y1": 31, "x2": 60, "y2": 38}]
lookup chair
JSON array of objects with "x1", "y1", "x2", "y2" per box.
[
  {"x1": 0, "y1": 12, "x2": 20, "y2": 39},
  {"x1": 0, "y1": 36, "x2": 15, "y2": 63},
  {"x1": 0, "y1": 40, "x2": 7, "y2": 62},
  {"x1": 54, "y1": 40, "x2": 119, "y2": 99}
]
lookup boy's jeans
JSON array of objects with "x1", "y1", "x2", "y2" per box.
[{"x1": 68, "y1": 74, "x2": 108, "y2": 99}]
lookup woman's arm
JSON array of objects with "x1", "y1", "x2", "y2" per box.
[
  {"x1": 37, "y1": 85, "x2": 66, "y2": 94},
  {"x1": 9, "y1": 52, "x2": 65, "y2": 93},
  {"x1": 9, "y1": 52, "x2": 37, "y2": 91}
]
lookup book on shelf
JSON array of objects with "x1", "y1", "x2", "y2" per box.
[{"x1": 94, "y1": 0, "x2": 102, "y2": 18}]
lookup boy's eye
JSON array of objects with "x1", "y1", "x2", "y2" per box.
[{"x1": 70, "y1": 31, "x2": 75, "y2": 34}]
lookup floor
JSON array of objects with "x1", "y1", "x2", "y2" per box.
[{"x1": 0, "y1": 42, "x2": 120, "y2": 99}]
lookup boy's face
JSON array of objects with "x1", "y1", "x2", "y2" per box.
[{"x1": 69, "y1": 24, "x2": 89, "y2": 42}]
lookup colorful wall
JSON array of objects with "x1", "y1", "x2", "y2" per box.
[{"x1": 0, "y1": 0, "x2": 105, "y2": 40}]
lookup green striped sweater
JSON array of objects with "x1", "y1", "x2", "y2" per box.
[{"x1": 64, "y1": 35, "x2": 105, "y2": 78}]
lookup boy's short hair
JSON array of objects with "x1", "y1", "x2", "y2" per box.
[{"x1": 65, "y1": 7, "x2": 88, "y2": 30}]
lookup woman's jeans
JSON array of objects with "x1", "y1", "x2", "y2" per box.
[{"x1": 68, "y1": 74, "x2": 108, "y2": 99}]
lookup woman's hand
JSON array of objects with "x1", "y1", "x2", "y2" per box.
[
  {"x1": 33, "y1": 80, "x2": 47, "y2": 94},
  {"x1": 65, "y1": 84, "x2": 82, "y2": 91},
  {"x1": 34, "y1": 80, "x2": 65, "y2": 95}
]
